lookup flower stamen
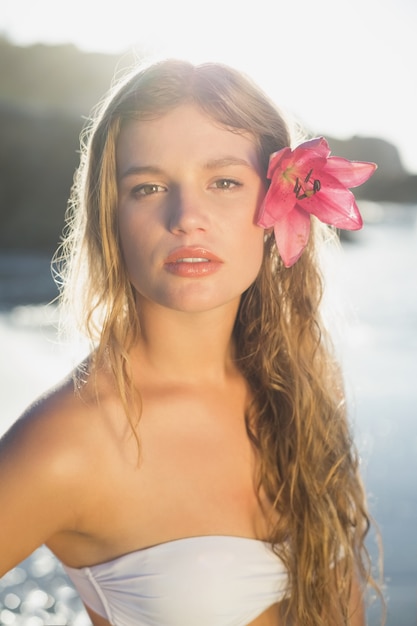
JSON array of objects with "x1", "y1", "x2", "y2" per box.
[{"x1": 293, "y1": 173, "x2": 321, "y2": 201}]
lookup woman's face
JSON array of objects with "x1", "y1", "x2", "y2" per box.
[{"x1": 116, "y1": 104, "x2": 266, "y2": 316}]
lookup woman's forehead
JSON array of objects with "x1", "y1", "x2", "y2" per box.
[{"x1": 116, "y1": 104, "x2": 261, "y2": 173}]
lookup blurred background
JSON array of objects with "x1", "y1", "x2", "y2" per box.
[{"x1": 0, "y1": 0, "x2": 416, "y2": 624}]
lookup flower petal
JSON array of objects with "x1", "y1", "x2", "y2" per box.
[
  {"x1": 273, "y1": 206, "x2": 311, "y2": 267},
  {"x1": 301, "y1": 185, "x2": 363, "y2": 230},
  {"x1": 267, "y1": 147, "x2": 292, "y2": 178},
  {"x1": 257, "y1": 180, "x2": 296, "y2": 228},
  {"x1": 294, "y1": 136, "x2": 331, "y2": 158},
  {"x1": 324, "y1": 157, "x2": 377, "y2": 187},
  {"x1": 267, "y1": 138, "x2": 330, "y2": 179}
]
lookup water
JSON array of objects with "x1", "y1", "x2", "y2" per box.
[
  {"x1": 0, "y1": 204, "x2": 416, "y2": 625},
  {"x1": 339, "y1": 203, "x2": 417, "y2": 626}
]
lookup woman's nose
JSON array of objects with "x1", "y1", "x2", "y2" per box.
[{"x1": 167, "y1": 187, "x2": 210, "y2": 234}]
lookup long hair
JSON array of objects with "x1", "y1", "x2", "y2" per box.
[{"x1": 57, "y1": 58, "x2": 381, "y2": 625}]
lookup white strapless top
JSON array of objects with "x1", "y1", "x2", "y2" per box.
[{"x1": 63, "y1": 535, "x2": 289, "y2": 626}]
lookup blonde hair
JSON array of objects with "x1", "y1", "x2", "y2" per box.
[{"x1": 57, "y1": 58, "x2": 381, "y2": 625}]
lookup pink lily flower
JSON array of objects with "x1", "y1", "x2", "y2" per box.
[{"x1": 257, "y1": 137, "x2": 377, "y2": 267}]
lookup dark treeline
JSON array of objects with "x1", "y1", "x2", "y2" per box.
[{"x1": 0, "y1": 38, "x2": 416, "y2": 253}]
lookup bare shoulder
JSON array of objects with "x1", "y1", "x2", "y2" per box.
[
  {"x1": 1, "y1": 366, "x2": 101, "y2": 470},
  {"x1": 0, "y1": 362, "x2": 115, "y2": 575}
]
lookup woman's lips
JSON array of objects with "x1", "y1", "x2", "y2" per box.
[{"x1": 164, "y1": 247, "x2": 223, "y2": 277}]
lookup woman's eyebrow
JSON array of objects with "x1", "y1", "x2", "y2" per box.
[
  {"x1": 202, "y1": 157, "x2": 254, "y2": 170},
  {"x1": 118, "y1": 165, "x2": 165, "y2": 181},
  {"x1": 119, "y1": 157, "x2": 255, "y2": 181}
]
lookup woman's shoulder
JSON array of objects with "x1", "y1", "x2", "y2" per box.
[
  {"x1": 0, "y1": 360, "x2": 114, "y2": 478},
  {"x1": 0, "y1": 362, "x2": 119, "y2": 574}
]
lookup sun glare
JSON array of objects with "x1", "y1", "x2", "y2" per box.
[{"x1": 2, "y1": 0, "x2": 417, "y2": 171}]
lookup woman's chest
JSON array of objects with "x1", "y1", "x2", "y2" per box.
[
  {"x1": 64, "y1": 381, "x2": 275, "y2": 565},
  {"x1": 113, "y1": 403, "x2": 268, "y2": 545}
]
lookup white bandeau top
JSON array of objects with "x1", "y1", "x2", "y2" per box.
[{"x1": 63, "y1": 535, "x2": 289, "y2": 626}]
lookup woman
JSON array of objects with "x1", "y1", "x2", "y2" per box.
[{"x1": 0, "y1": 59, "x2": 381, "y2": 625}]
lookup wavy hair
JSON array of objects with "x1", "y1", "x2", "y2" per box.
[{"x1": 56, "y1": 58, "x2": 381, "y2": 625}]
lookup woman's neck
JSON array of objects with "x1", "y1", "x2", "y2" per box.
[{"x1": 131, "y1": 299, "x2": 240, "y2": 385}]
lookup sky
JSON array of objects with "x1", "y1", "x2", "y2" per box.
[{"x1": 2, "y1": 0, "x2": 417, "y2": 173}]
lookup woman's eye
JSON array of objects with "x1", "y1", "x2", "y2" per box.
[
  {"x1": 133, "y1": 183, "x2": 166, "y2": 196},
  {"x1": 212, "y1": 178, "x2": 241, "y2": 190}
]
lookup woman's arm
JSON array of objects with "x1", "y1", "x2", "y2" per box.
[{"x1": 0, "y1": 385, "x2": 88, "y2": 576}]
